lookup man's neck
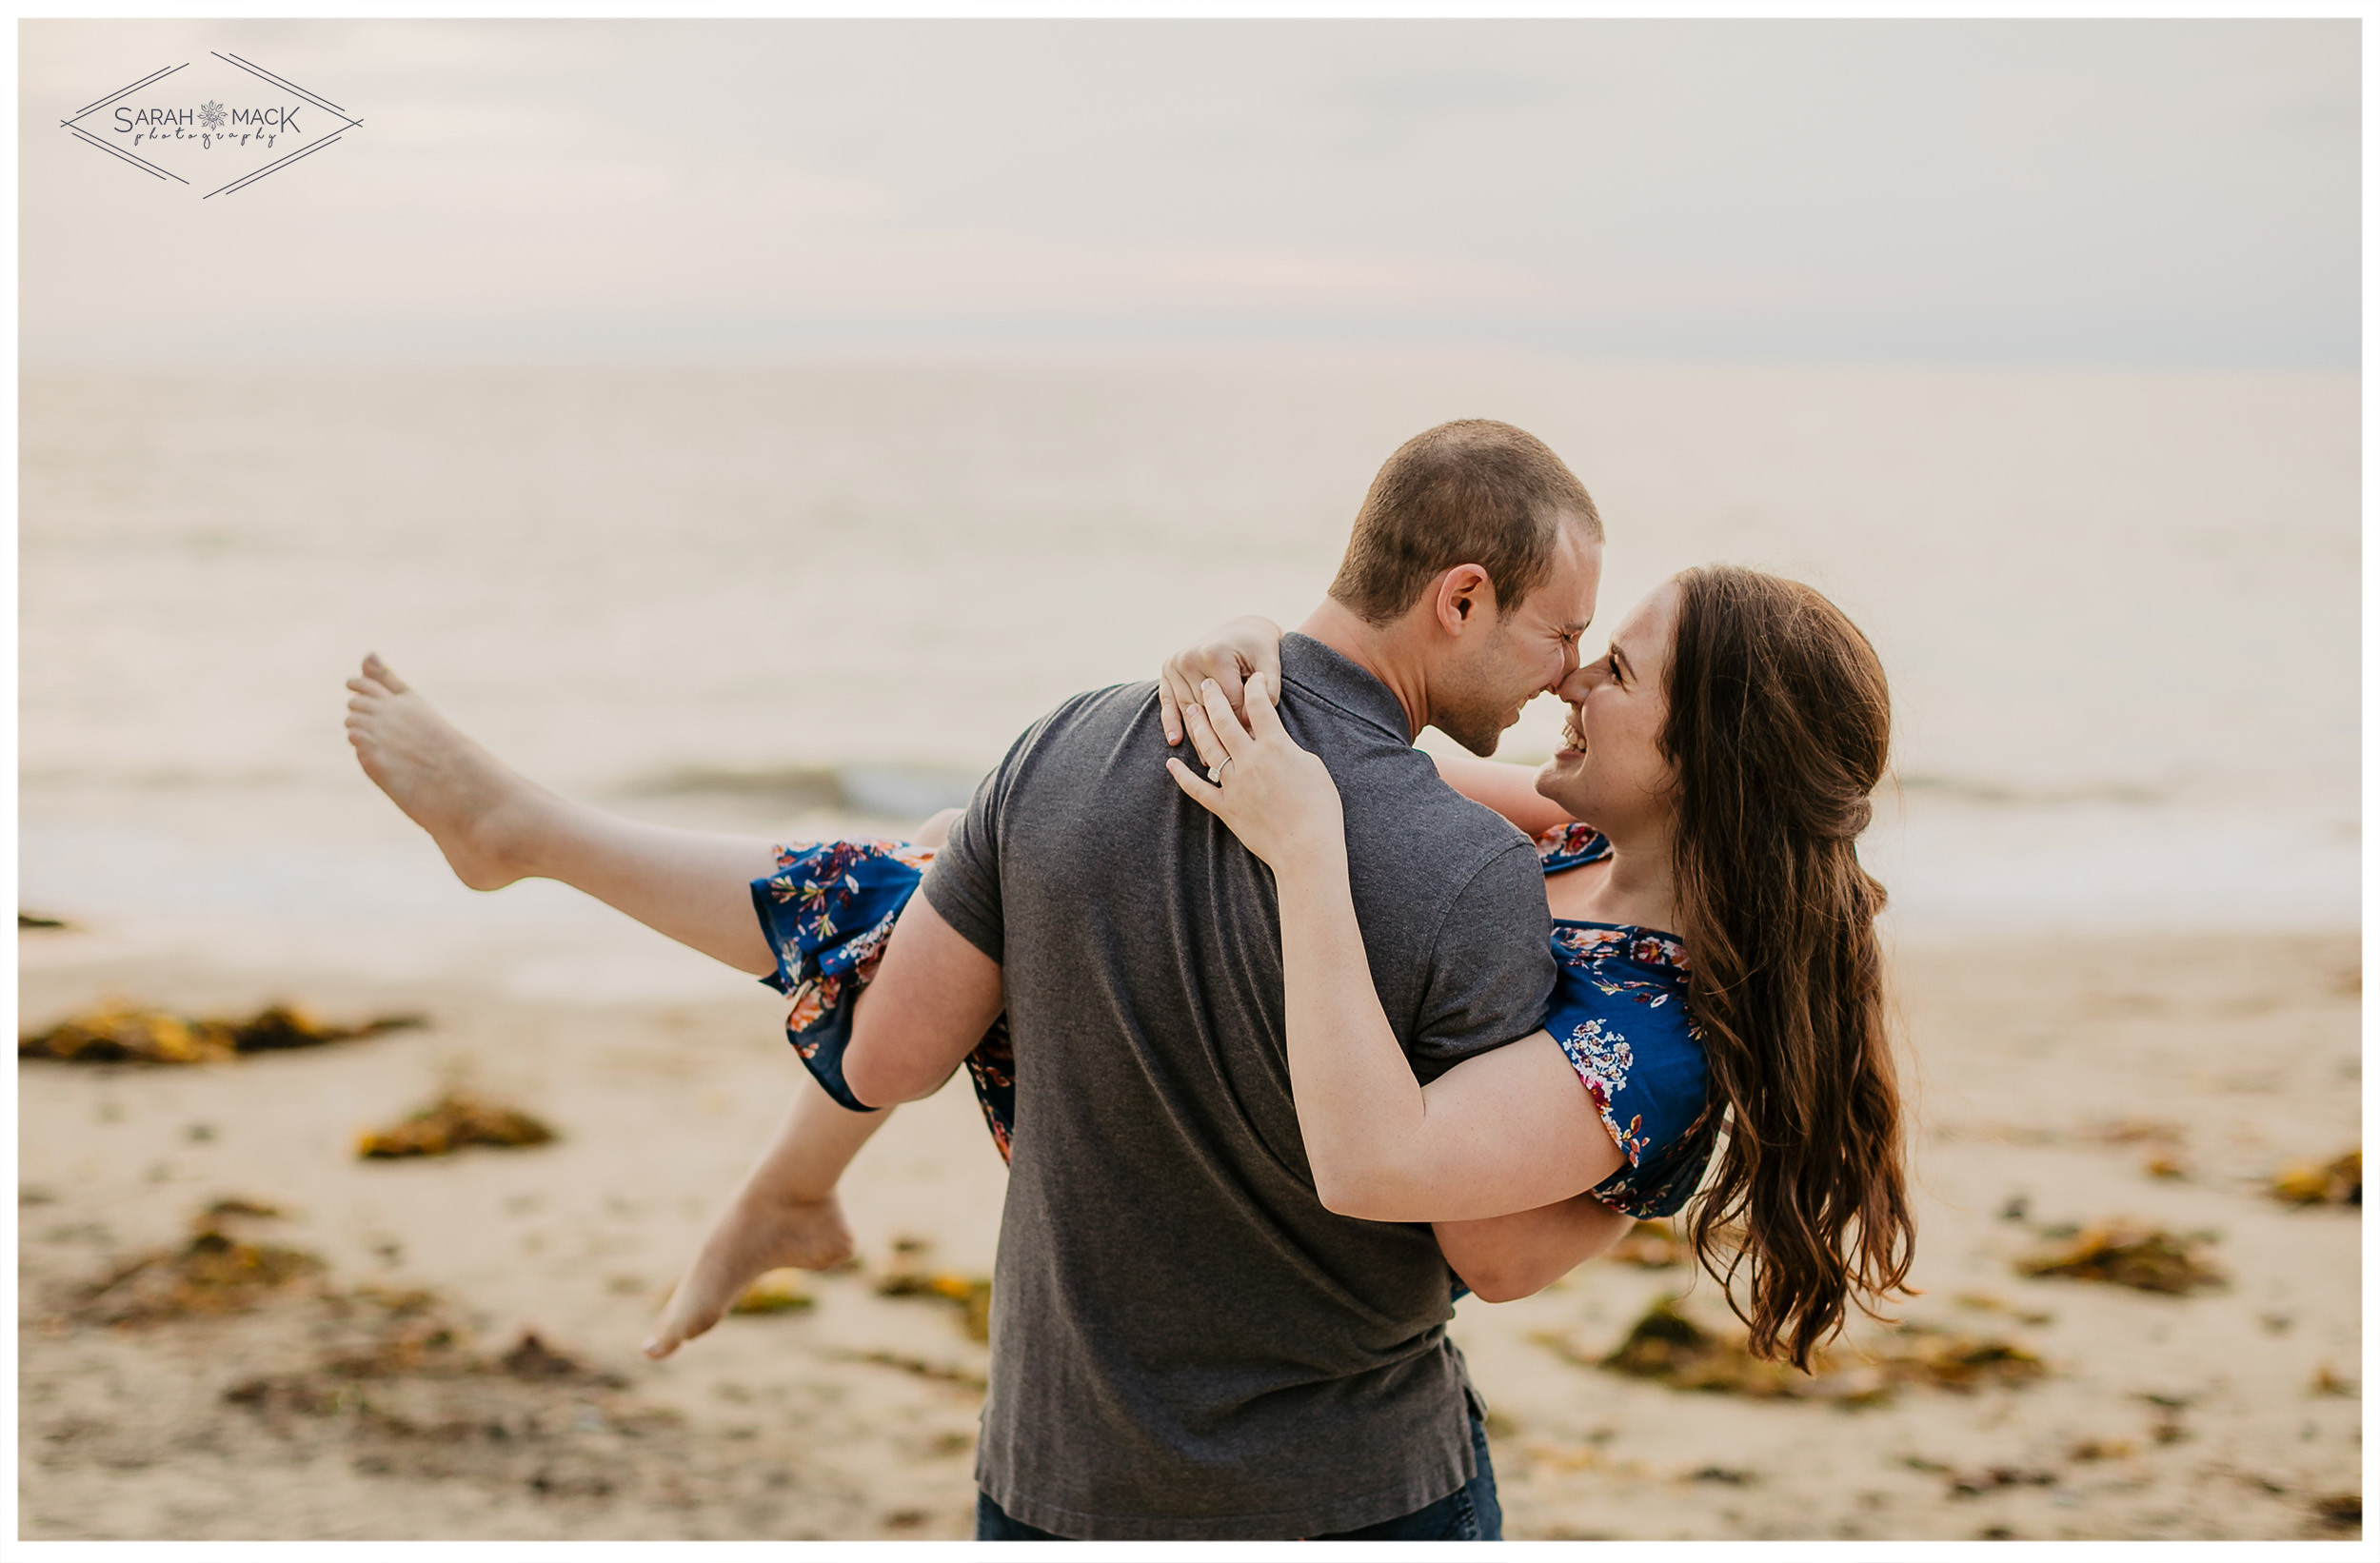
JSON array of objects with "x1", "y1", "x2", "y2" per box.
[{"x1": 1296, "y1": 600, "x2": 1428, "y2": 741}]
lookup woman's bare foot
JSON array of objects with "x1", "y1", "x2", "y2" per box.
[
  {"x1": 345, "y1": 654, "x2": 549, "y2": 891},
  {"x1": 644, "y1": 1189, "x2": 857, "y2": 1359}
]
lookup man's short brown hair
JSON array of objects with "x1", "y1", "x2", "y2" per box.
[{"x1": 1328, "y1": 420, "x2": 1601, "y2": 626}]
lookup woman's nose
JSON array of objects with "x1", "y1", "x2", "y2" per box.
[{"x1": 1556, "y1": 664, "x2": 1597, "y2": 702}]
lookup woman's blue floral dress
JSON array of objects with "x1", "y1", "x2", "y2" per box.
[
  {"x1": 752, "y1": 822, "x2": 1712, "y2": 1217},
  {"x1": 1531, "y1": 823, "x2": 1715, "y2": 1219},
  {"x1": 750, "y1": 839, "x2": 1014, "y2": 1158}
]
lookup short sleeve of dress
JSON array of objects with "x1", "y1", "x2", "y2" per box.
[
  {"x1": 752, "y1": 838, "x2": 1019, "y2": 1157},
  {"x1": 751, "y1": 840, "x2": 935, "y2": 1111},
  {"x1": 1535, "y1": 821, "x2": 1612, "y2": 874},
  {"x1": 1545, "y1": 925, "x2": 1715, "y2": 1219}
]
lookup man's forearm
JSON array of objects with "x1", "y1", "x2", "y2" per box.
[{"x1": 1435, "y1": 1192, "x2": 1634, "y2": 1302}]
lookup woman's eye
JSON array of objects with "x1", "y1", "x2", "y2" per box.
[{"x1": 1608, "y1": 654, "x2": 1621, "y2": 681}]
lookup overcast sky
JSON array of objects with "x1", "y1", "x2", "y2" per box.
[{"x1": 20, "y1": 17, "x2": 2359, "y2": 366}]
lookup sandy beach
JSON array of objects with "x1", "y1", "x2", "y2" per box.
[{"x1": 18, "y1": 912, "x2": 2361, "y2": 1542}]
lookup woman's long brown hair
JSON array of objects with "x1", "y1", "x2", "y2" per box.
[{"x1": 1663, "y1": 565, "x2": 1914, "y2": 1369}]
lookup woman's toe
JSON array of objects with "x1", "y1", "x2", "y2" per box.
[{"x1": 362, "y1": 654, "x2": 410, "y2": 694}]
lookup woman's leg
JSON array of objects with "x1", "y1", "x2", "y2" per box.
[
  {"x1": 645, "y1": 1064, "x2": 889, "y2": 1357},
  {"x1": 347, "y1": 658, "x2": 987, "y2": 1359},
  {"x1": 345, "y1": 654, "x2": 780, "y2": 975}
]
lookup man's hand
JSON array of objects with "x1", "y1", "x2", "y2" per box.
[{"x1": 1159, "y1": 615, "x2": 1284, "y2": 748}]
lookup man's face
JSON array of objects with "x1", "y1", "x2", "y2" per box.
[{"x1": 1433, "y1": 520, "x2": 1604, "y2": 757}]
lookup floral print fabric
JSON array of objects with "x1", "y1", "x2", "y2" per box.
[
  {"x1": 1535, "y1": 826, "x2": 1713, "y2": 1218},
  {"x1": 751, "y1": 840, "x2": 1015, "y2": 1160},
  {"x1": 1536, "y1": 821, "x2": 1614, "y2": 874}
]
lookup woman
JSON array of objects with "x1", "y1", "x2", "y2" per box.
[
  {"x1": 345, "y1": 565, "x2": 1910, "y2": 1367},
  {"x1": 344, "y1": 641, "x2": 1634, "y2": 1355},
  {"x1": 1168, "y1": 566, "x2": 1914, "y2": 1367}
]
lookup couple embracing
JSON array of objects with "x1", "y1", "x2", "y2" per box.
[{"x1": 346, "y1": 418, "x2": 1913, "y2": 1541}]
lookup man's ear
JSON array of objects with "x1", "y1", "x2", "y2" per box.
[{"x1": 1433, "y1": 564, "x2": 1497, "y2": 637}]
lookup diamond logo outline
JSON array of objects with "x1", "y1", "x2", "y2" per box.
[{"x1": 58, "y1": 52, "x2": 364, "y2": 198}]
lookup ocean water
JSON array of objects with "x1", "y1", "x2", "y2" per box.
[{"x1": 17, "y1": 358, "x2": 2358, "y2": 990}]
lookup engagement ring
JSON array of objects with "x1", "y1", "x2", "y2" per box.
[{"x1": 1207, "y1": 761, "x2": 1232, "y2": 783}]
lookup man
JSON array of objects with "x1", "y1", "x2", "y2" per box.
[{"x1": 843, "y1": 419, "x2": 1606, "y2": 1539}]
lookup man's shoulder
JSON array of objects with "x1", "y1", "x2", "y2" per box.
[
  {"x1": 997, "y1": 671, "x2": 1530, "y2": 880},
  {"x1": 1003, "y1": 681, "x2": 1158, "y2": 760},
  {"x1": 1283, "y1": 709, "x2": 1531, "y2": 858},
  {"x1": 1037, "y1": 679, "x2": 1154, "y2": 728},
  {"x1": 1368, "y1": 761, "x2": 1535, "y2": 864},
  {"x1": 1281, "y1": 716, "x2": 1540, "y2": 909},
  {"x1": 979, "y1": 681, "x2": 1173, "y2": 815}
]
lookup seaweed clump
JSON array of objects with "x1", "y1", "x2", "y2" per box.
[
  {"x1": 2014, "y1": 1224, "x2": 2225, "y2": 1295},
  {"x1": 876, "y1": 1237, "x2": 991, "y2": 1342},
  {"x1": 878, "y1": 1272, "x2": 992, "y2": 1343},
  {"x1": 1580, "y1": 1296, "x2": 1822, "y2": 1399},
  {"x1": 1868, "y1": 1327, "x2": 2047, "y2": 1394},
  {"x1": 357, "y1": 1091, "x2": 556, "y2": 1159},
  {"x1": 21, "y1": 1001, "x2": 422, "y2": 1065},
  {"x1": 77, "y1": 1212, "x2": 325, "y2": 1325},
  {"x1": 226, "y1": 1288, "x2": 629, "y2": 1434},
  {"x1": 730, "y1": 1270, "x2": 816, "y2": 1316},
  {"x1": 2311, "y1": 1492, "x2": 2362, "y2": 1532},
  {"x1": 1545, "y1": 1297, "x2": 2042, "y2": 1405},
  {"x1": 499, "y1": 1332, "x2": 593, "y2": 1380},
  {"x1": 2271, "y1": 1150, "x2": 2361, "y2": 1208}
]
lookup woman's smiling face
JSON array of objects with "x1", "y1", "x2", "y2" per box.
[{"x1": 1535, "y1": 578, "x2": 1683, "y2": 835}]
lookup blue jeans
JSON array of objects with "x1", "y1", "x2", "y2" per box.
[{"x1": 975, "y1": 1409, "x2": 1502, "y2": 1541}]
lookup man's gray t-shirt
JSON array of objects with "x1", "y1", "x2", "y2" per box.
[{"x1": 922, "y1": 632, "x2": 1557, "y2": 1540}]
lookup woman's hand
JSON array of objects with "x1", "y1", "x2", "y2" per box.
[
  {"x1": 1165, "y1": 673, "x2": 1345, "y2": 878},
  {"x1": 1159, "y1": 615, "x2": 1283, "y2": 747}
]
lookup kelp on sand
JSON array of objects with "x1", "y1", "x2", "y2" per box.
[
  {"x1": 2015, "y1": 1224, "x2": 2226, "y2": 1295},
  {"x1": 22, "y1": 1001, "x2": 422, "y2": 1065},
  {"x1": 357, "y1": 1090, "x2": 557, "y2": 1158},
  {"x1": 2270, "y1": 1150, "x2": 2360, "y2": 1208},
  {"x1": 72, "y1": 1206, "x2": 324, "y2": 1326},
  {"x1": 876, "y1": 1237, "x2": 992, "y2": 1343},
  {"x1": 1538, "y1": 1294, "x2": 2045, "y2": 1405}
]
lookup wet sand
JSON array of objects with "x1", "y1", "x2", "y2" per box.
[{"x1": 17, "y1": 923, "x2": 2362, "y2": 1541}]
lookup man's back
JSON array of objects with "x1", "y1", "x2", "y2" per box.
[{"x1": 923, "y1": 632, "x2": 1556, "y2": 1540}]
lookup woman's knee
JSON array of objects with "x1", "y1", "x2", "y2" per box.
[{"x1": 912, "y1": 806, "x2": 964, "y2": 849}]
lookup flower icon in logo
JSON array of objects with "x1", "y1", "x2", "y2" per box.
[{"x1": 197, "y1": 101, "x2": 228, "y2": 132}]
